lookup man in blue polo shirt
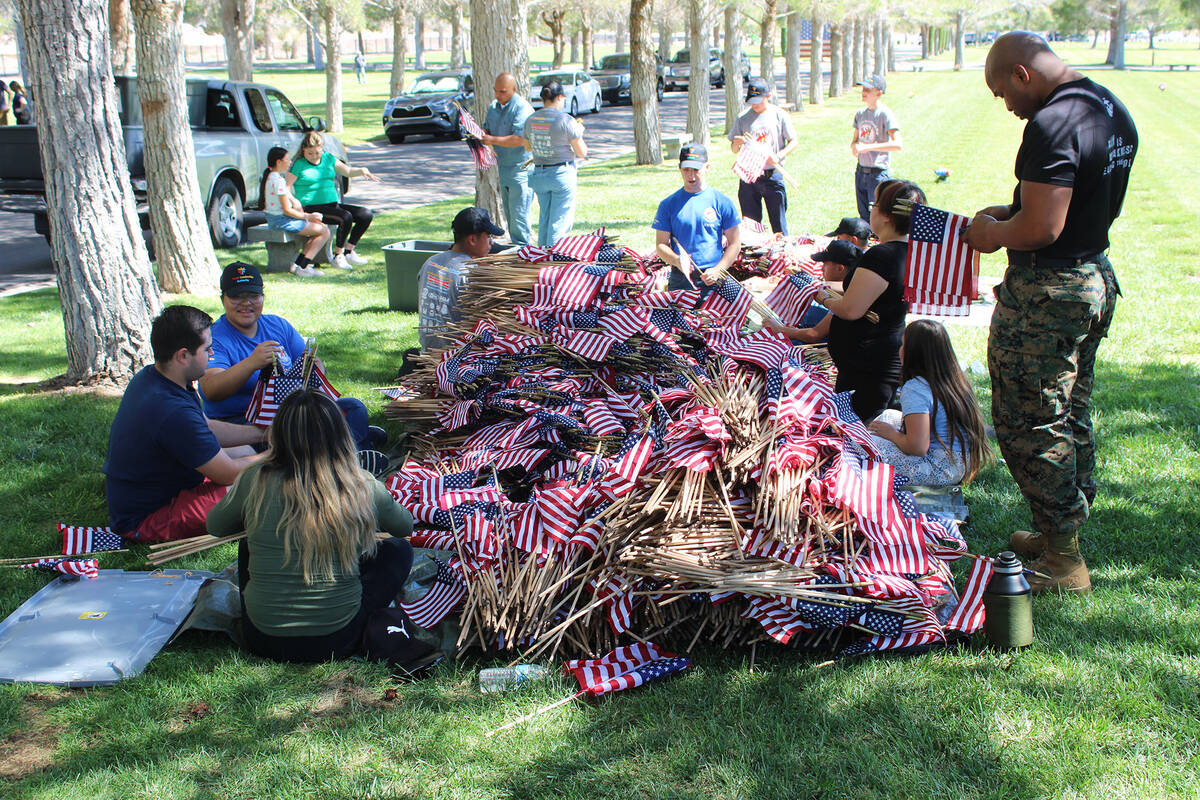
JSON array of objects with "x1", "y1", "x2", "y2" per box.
[
  {"x1": 104, "y1": 305, "x2": 265, "y2": 542},
  {"x1": 652, "y1": 143, "x2": 741, "y2": 299},
  {"x1": 197, "y1": 263, "x2": 387, "y2": 470},
  {"x1": 481, "y1": 72, "x2": 535, "y2": 245}
]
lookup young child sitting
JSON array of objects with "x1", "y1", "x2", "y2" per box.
[
  {"x1": 763, "y1": 239, "x2": 863, "y2": 344},
  {"x1": 260, "y1": 146, "x2": 330, "y2": 278},
  {"x1": 866, "y1": 319, "x2": 991, "y2": 487}
]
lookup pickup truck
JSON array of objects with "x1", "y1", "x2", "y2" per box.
[{"x1": 0, "y1": 76, "x2": 349, "y2": 248}]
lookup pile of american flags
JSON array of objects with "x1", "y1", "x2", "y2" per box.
[{"x1": 381, "y1": 231, "x2": 994, "y2": 661}]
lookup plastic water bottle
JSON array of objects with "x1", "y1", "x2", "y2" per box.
[
  {"x1": 983, "y1": 551, "x2": 1033, "y2": 650},
  {"x1": 478, "y1": 664, "x2": 551, "y2": 693}
]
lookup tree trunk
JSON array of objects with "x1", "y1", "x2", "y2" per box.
[
  {"x1": 570, "y1": 29, "x2": 580, "y2": 64},
  {"x1": 15, "y1": 0, "x2": 160, "y2": 382},
  {"x1": 808, "y1": 8, "x2": 822, "y2": 105},
  {"x1": 658, "y1": 19, "x2": 672, "y2": 62},
  {"x1": 921, "y1": 23, "x2": 929, "y2": 60},
  {"x1": 469, "y1": 0, "x2": 528, "y2": 221},
  {"x1": 873, "y1": 13, "x2": 884, "y2": 75},
  {"x1": 953, "y1": 11, "x2": 964, "y2": 70},
  {"x1": 761, "y1": 0, "x2": 777, "y2": 92},
  {"x1": 722, "y1": 5, "x2": 744, "y2": 133},
  {"x1": 784, "y1": 10, "x2": 802, "y2": 108},
  {"x1": 583, "y1": 11, "x2": 595, "y2": 71},
  {"x1": 616, "y1": 18, "x2": 628, "y2": 53},
  {"x1": 685, "y1": 0, "x2": 710, "y2": 145},
  {"x1": 884, "y1": 19, "x2": 894, "y2": 72},
  {"x1": 829, "y1": 22, "x2": 841, "y2": 97},
  {"x1": 262, "y1": 16, "x2": 276, "y2": 60},
  {"x1": 843, "y1": 16, "x2": 854, "y2": 91},
  {"x1": 391, "y1": 1, "x2": 408, "y2": 96},
  {"x1": 858, "y1": 16, "x2": 870, "y2": 79},
  {"x1": 321, "y1": 4, "x2": 343, "y2": 132},
  {"x1": 450, "y1": 2, "x2": 465, "y2": 68},
  {"x1": 631, "y1": 0, "x2": 661, "y2": 164},
  {"x1": 109, "y1": 0, "x2": 135, "y2": 74},
  {"x1": 131, "y1": 0, "x2": 221, "y2": 294},
  {"x1": 414, "y1": 12, "x2": 425, "y2": 68},
  {"x1": 220, "y1": 0, "x2": 256, "y2": 81}
]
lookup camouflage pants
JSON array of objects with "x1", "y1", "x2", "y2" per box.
[{"x1": 987, "y1": 256, "x2": 1120, "y2": 539}]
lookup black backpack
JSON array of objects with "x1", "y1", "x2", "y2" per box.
[{"x1": 362, "y1": 606, "x2": 444, "y2": 677}]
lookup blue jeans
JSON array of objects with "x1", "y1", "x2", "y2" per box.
[
  {"x1": 498, "y1": 164, "x2": 534, "y2": 245},
  {"x1": 855, "y1": 165, "x2": 890, "y2": 221},
  {"x1": 530, "y1": 163, "x2": 577, "y2": 247},
  {"x1": 737, "y1": 170, "x2": 788, "y2": 234}
]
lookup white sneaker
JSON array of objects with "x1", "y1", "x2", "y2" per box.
[
  {"x1": 290, "y1": 264, "x2": 323, "y2": 277},
  {"x1": 344, "y1": 250, "x2": 369, "y2": 266},
  {"x1": 332, "y1": 253, "x2": 354, "y2": 271}
]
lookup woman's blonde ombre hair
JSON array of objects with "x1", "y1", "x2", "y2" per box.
[{"x1": 243, "y1": 390, "x2": 377, "y2": 584}]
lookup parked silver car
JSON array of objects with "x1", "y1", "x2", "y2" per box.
[
  {"x1": 382, "y1": 70, "x2": 475, "y2": 144},
  {"x1": 592, "y1": 53, "x2": 665, "y2": 104},
  {"x1": 529, "y1": 70, "x2": 603, "y2": 116}
]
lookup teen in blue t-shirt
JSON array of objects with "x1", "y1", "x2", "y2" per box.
[{"x1": 652, "y1": 143, "x2": 741, "y2": 298}]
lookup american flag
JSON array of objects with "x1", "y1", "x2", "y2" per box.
[
  {"x1": 564, "y1": 642, "x2": 691, "y2": 697},
  {"x1": 743, "y1": 596, "x2": 809, "y2": 644},
  {"x1": 828, "y1": 392, "x2": 880, "y2": 459},
  {"x1": 763, "y1": 271, "x2": 823, "y2": 325},
  {"x1": 551, "y1": 231, "x2": 606, "y2": 261},
  {"x1": 457, "y1": 106, "x2": 497, "y2": 171},
  {"x1": 549, "y1": 263, "x2": 610, "y2": 309},
  {"x1": 59, "y1": 524, "x2": 124, "y2": 555},
  {"x1": 943, "y1": 554, "x2": 993, "y2": 635},
  {"x1": 733, "y1": 142, "x2": 772, "y2": 184},
  {"x1": 400, "y1": 555, "x2": 466, "y2": 628},
  {"x1": 905, "y1": 203, "x2": 979, "y2": 317},
  {"x1": 245, "y1": 357, "x2": 341, "y2": 426},
  {"x1": 19, "y1": 557, "x2": 100, "y2": 579},
  {"x1": 701, "y1": 276, "x2": 754, "y2": 328}
]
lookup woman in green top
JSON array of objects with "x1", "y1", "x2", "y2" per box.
[
  {"x1": 208, "y1": 389, "x2": 413, "y2": 663},
  {"x1": 288, "y1": 131, "x2": 380, "y2": 271}
]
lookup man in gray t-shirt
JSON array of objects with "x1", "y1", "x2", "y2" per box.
[
  {"x1": 524, "y1": 80, "x2": 588, "y2": 247},
  {"x1": 417, "y1": 207, "x2": 504, "y2": 351},
  {"x1": 729, "y1": 78, "x2": 798, "y2": 234},
  {"x1": 851, "y1": 74, "x2": 902, "y2": 221}
]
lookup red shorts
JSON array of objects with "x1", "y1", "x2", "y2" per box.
[{"x1": 133, "y1": 481, "x2": 229, "y2": 543}]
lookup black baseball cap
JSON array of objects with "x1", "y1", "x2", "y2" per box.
[
  {"x1": 452, "y1": 207, "x2": 505, "y2": 238},
  {"x1": 811, "y1": 240, "x2": 864, "y2": 268},
  {"x1": 826, "y1": 217, "x2": 873, "y2": 241},
  {"x1": 857, "y1": 74, "x2": 887, "y2": 92},
  {"x1": 221, "y1": 262, "x2": 263, "y2": 295},
  {"x1": 679, "y1": 144, "x2": 708, "y2": 169},
  {"x1": 746, "y1": 78, "x2": 771, "y2": 101}
]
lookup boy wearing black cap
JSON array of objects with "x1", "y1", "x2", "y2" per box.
[
  {"x1": 827, "y1": 216, "x2": 873, "y2": 250},
  {"x1": 764, "y1": 239, "x2": 863, "y2": 343},
  {"x1": 417, "y1": 207, "x2": 504, "y2": 351},
  {"x1": 852, "y1": 75, "x2": 902, "y2": 221},
  {"x1": 652, "y1": 144, "x2": 741, "y2": 295},
  {"x1": 729, "y1": 78, "x2": 798, "y2": 234}
]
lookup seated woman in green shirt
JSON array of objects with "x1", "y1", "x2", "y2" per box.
[
  {"x1": 288, "y1": 130, "x2": 380, "y2": 271},
  {"x1": 208, "y1": 389, "x2": 413, "y2": 663}
]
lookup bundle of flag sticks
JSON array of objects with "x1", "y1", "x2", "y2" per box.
[{"x1": 379, "y1": 233, "x2": 994, "y2": 660}]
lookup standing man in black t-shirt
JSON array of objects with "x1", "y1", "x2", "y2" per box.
[{"x1": 963, "y1": 32, "x2": 1137, "y2": 595}]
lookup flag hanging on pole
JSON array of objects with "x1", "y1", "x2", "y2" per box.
[{"x1": 904, "y1": 203, "x2": 979, "y2": 316}]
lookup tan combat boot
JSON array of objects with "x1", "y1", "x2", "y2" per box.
[
  {"x1": 1026, "y1": 535, "x2": 1091, "y2": 595},
  {"x1": 1010, "y1": 530, "x2": 1046, "y2": 558}
]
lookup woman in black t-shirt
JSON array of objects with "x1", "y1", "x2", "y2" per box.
[{"x1": 821, "y1": 179, "x2": 926, "y2": 422}]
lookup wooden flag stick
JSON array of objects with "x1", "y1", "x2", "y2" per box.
[{"x1": 485, "y1": 688, "x2": 589, "y2": 737}]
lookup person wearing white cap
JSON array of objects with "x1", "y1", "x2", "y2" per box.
[
  {"x1": 851, "y1": 74, "x2": 902, "y2": 221},
  {"x1": 652, "y1": 143, "x2": 741, "y2": 299}
]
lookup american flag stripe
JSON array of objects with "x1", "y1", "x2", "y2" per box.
[
  {"x1": 944, "y1": 555, "x2": 993, "y2": 634},
  {"x1": 550, "y1": 231, "x2": 605, "y2": 261},
  {"x1": 632, "y1": 289, "x2": 700, "y2": 309},
  {"x1": 20, "y1": 557, "x2": 100, "y2": 579},
  {"x1": 743, "y1": 596, "x2": 809, "y2": 644},
  {"x1": 59, "y1": 524, "x2": 124, "y2": 555},
  {"x1": 597, "y1": 306, "x2": 653, "y2": 341},
  {"x1": 905, "y1": 203, "x2": 980, "y2": 317},
  {"x1": 764, "y1": 271, "x2": 823, "y2": 326},
  {"x1": 701, "y1": 277, "x2": 754, "y2": 328},
  {"x1": 733, "y1": 142, "x2": 771, "y2": 184},
  {"x1": 564, "y1": 641, "x2": 670, "y2": 684}
]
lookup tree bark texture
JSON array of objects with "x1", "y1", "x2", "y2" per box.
[
  {"x1": 570, "y1": 29, "x2": 579, "y2": 64},
  {"x1": 852, "y1": 15, "x2": 863, "y2": 85},
  {"x1": 450, "y1": 1, "x2": 465, "y2": 68},
  {"x1": 829, "y1": 23, "x2": 841, "y2": 97},
  {"x1": 953, "y1": 11, "x2": 964, "y2": 70},
  {"x1": 858, "y1": 16, "x2": 869, "y2": 80},
  {"x1": 873, "y1": 13, "x2": 884, "y2": 75},
  {"x1": 390, "y1": 1, "x2": 408, "y2": 96},
  {"x1": 220, "y1": 0, "x2": 256, "y2": 81},
  {"x1": 109, "y1": 0, "x2": 135, "y2": 74},
  {"x1": 808, "y1": 8, "x2": 822, "y2": 105},
  {"x1": 722, "y1": 5, "x2": 743, "y2": 133},
  {"x1": 784, "y1": 10, "x2": 802, "y2": 109},
  {"x1": 541, "y1": 9, "x2": 566, "y2": 68},
  {"x1": 884, "y1": 18, "x2": 894, "y2": 72},
  {"x1": 920, "y1": 23, "x2": 929, "y2": 60},
  {"x1": 760, "y1": 0, "x2": 777, "y2": 93},
  {"x1": 1106, "y1": 0, "x2": 1126, "y2": 69},
  {"x1": 131, "y1": 0, "x2": 221, "y2": 295},
  {"x1": 321, "y1": 3, "x2": 344, "y2": 132},
  {"x1": 685, "y1": 0, "x2": 710, "y2": 145},
  {"x1": 15, "y1": 0, "x2": 160, "y2": 382},
  {"x1": 657, "y1": 19, "x2": 672, "y2": 62},
  {"x1": 842, "y1": 16, "x2": 854, "y2": 92},
  {"x1": 616, "y1": 18, "x2": 627, "y2": 53},
  {"x1": 630, "y1": 0, "x2": 662, "y2": 164},
  {"x1": 414, "y1": 12, "x2": 425, "y2": 68},
  {"x1": 583, "y1": 11, "x2": 595, "y2": 72},
  {"x1": 468, "y1": 0, "x2": 528, "y2": 221}
]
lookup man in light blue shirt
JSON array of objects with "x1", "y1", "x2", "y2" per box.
[
  {"x1": 481, "y1": 73, "x2": 535, "y2": 245},
  {"x1": 652, "y1": 144, "x2": 741, "y2": 299}
]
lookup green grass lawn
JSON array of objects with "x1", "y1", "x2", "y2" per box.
[{"x1": 2, "y1": 67, "x2": 1200, "y2": 798}]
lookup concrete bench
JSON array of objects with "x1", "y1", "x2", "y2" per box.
[
  {"x1": 777, "y1": 101, "x2": 797, "y2": 113},
  {"x1": 245, "y1": 223, "x2": 334, "y2": 272},
  {"x1": 662, "y1": 133, "x2": 692, "y2": 160},
  {"x1": 1167, "y1": 64, "x2": 1193, "y2": 71}
]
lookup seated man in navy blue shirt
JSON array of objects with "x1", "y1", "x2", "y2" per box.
[
  {"x1": 652, "y1": 144, "x2": 741, "y2": 301},
  {"x1": 197, "y1": 263, "x2": 386, "y2": 470},
  {"x1": 104, "y1": 305, "x2": 266, "y2": 542}
]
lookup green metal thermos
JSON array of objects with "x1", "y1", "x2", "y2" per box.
[{"x1": 983, "y1": 551, "x2": 1033, "y2": 650}]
